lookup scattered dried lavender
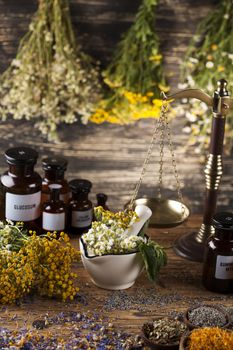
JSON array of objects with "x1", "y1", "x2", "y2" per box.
[
  {"x1": 143, "y1": 317, "x2": 188, "y2": 345},
  {"x1": 104, "y1": 288, "x2": 183, "y2": 311},
  {"x1": 104, "y1": 287, "x2": 233, "y2": 314},
  {"x1": 0, "y1": 311, "x2": 143, "y2": 349},
  {"x1": 188, "y1": 305, "x2": 227, "y2": 328}
]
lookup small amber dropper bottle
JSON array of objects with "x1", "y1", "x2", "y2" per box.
[
  {"x1": 68, "y1": 179, "x2": 93, "y2": 235},
  {"x1": 42, "y1": 184, "x2": 66, "y2": 234},
  {"x1": 96, "y1": 193, "x2": 109, "y2": 210}
]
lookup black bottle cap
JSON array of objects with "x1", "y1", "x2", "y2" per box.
[
  {"x1": 42, "y1": 157, "x2": 68, "y2": 171},
  {"x1": 97, "y1": 193, "x2": 108, "y2": 203},
  {"x1": 5, "y1": 147, "x2": 38, "y2": 165},
  {"x1": 69, "y1": 179, "x2": 92, "y2": 193},
  {"x1": 213, "y1": 212, "x2": 233, "y2": 231}
]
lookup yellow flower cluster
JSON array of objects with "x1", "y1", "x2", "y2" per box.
[
  {"x1": 89, "y1": 90, "x2": 166, "y2": 125},
  {"x1": 94, "y1": 206, "x2": 138, "y2": 230},
  {"x1": 0, "y1": 231, "x2": 79, "y2": 304},
  {"x1": 0, "y1": 249, "x2": 34, "y2": 304}
]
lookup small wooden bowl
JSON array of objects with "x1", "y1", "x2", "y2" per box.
[
  {"x1": 141, "y1": 319, "x2": 187, "y2": 350},
  {"x1": 141, "y1": 333, "x2": 179, "y2": 350},
  {"x1": 184, "y1": 304, "x2": 231, "y2": 330}
]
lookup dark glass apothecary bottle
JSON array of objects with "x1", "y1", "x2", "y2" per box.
[
  {"x1": 1, "y1": 147, "x2": 42, "y2": 231},
  {"x1": 68, "y1": 179, "x2": 93, "y2": 235},
  {"x1": 42, "y1": 184, "x2": 66, "y2": 234},
  {"x1": 42, "y1": 157, "x2": 70, "y2": 205},
  {"x1": 96, "y1": 193, "x2": 109, "y2": 210},
  {"x1": 202, "y1": 212, "x2": 233, "y2": 293}
]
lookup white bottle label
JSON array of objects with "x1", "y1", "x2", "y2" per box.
[
  {"x1": 215, "y1": 255, "x2": 233, "y2": 279},
  {"x1": 6, "y1": 191, "x2": 41, "y2": 221},
  {"x1": 72, "y1": 209, "x2": 93, "y2": 228},
  {"x1": 43, "y1": 212, "x2": 65, "y2": 231}
]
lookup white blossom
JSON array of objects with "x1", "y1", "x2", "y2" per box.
[{"x1": 206, "y1": 61, "x2": 214, "y2": 69}]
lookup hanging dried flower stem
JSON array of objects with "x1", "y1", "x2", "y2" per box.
[
  {"x1": 90, "y1": 0, "x2": 168, "y2": 125},
  {"x1": 180, "y1": 0, "x2": 233, "y2": 153},
  {"x1": 0, "y1": 0, "x2": 101, "y2": 141}
]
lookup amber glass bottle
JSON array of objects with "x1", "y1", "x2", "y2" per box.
[
  {"x1": 68, "y1": 179, "x2": 93, "y2": 235},
  {"x1": 42, "y1": 184, "x2": 66, "y2": 234},
  {"x1": 202, "y1": 212, "x2": 233, "y2": 293},
  {"x1": 96, "y1": 193, "x2": 109, "y2": 210},
  {"x1": 42, "y1": 157, "x2": 70, "y2": 205},
  {"x1": 1, "y1": 147, "x2": 42, "y2": 231}
]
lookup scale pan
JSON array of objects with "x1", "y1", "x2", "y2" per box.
[{"x1": 130, "y1": 198, "x2": 190, "y2": 228}]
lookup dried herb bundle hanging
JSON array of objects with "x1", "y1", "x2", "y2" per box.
[
  {"x1": 181, "y1": 0, "x2": 233, "y2": 153},
  {"x1": 0, "y1": 0, "x2": 101, "y2": 141},
  {"x1": 90, "y1": 0, "x2": 167, "y2": 125},
  {"x1": 104, "y1": 0, "x2": 165, "y2": 95}
]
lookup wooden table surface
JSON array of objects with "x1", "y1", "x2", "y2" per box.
[{"x1": 1, "y1": 214, "x2": 232, "y2": 344}]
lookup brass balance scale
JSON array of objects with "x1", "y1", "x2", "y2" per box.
[{"x1": 129, "y1": 79, "x2": 233, "y2": 262}]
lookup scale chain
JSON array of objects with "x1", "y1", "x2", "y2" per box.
[
  {"x1": 128, "y1": 96, "x2": 185, "y2": 211},
  {"x1": 157, "y1": 102, "x2": 167, "y2": 199},
  {"x1": 128, "y1": 100, "x2": 168, "y2": 210},
  {"x1": 164, "y1": 109, "x2": 183, "y2": 204}
]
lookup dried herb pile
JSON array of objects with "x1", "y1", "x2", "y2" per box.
[
  {"x1": 143, "y1": 317, "x2": 187, "y2": 345},
  {"x1": 0, "y1": 221, "x2": 79, "y2": 304},
  {"x1": 186, "y1": 327, "x2": 233, "y2": 350},
  {"x1": 187, "y1": 305, "x2": 227, "y2": 328}
]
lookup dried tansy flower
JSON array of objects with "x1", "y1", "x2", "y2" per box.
[
  {"x1": 0, "y1": 223, "x2": 79, "y2": 303},
  {"x1": 94, "y1": 206, "x2": 139, "y2": 230}
]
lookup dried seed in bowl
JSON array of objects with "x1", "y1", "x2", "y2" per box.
[
  {"x1": 143, "y1": 317, "x2": 188, "y2": 345},
  {"x1": 188, "y1": 306, "x2": 227, "y2": 327}
]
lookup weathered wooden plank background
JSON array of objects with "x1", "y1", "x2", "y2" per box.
[{"x1": 0, "y1": 0, "x2": 232, "y2": 214}]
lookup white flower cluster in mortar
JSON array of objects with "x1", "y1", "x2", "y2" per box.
[{"x1": 82, "y1": 221, "x2": 146, "y2": 256}]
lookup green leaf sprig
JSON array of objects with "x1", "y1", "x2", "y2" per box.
[{"x1": 138, "y1": 240, "x2": 167, "y2": 282}]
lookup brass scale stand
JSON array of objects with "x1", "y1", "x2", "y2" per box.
[{"x1": 129, "y1": 79, "x2": 233, "y2": 262}]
